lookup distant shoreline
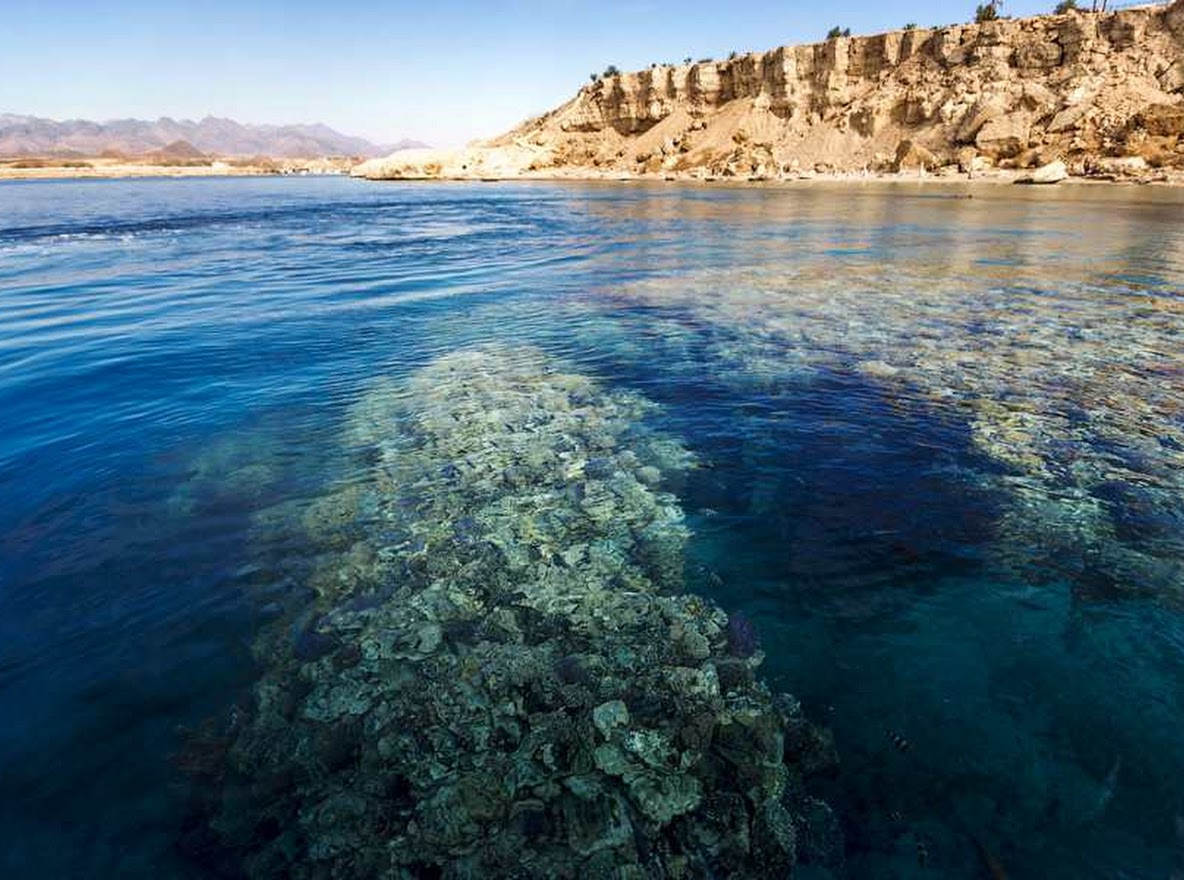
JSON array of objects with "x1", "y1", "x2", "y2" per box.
[
  {"x1": 0, "y1": 157, "x2": 358, "y2": 182},
  {"x1": 6, "y1": 163, "x2": 1184, "y2": 190}
]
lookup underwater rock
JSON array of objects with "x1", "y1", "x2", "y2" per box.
[
  {"x1": 593, "y1": 700, "x2": 631, "y2": 739},
  {"x1": 167, "y1": 429, "x2": 287, "y2": 517},
  {"x1": 183, "y1": 346, "x2": 835, "y2": 878},
  {"x1": 726, "y1": 611, "x2": 761, "y2": 659}
]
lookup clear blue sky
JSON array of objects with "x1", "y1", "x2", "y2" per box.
[{"x1": 0, "y1": 0, "x2": 1058, "y2": 148}]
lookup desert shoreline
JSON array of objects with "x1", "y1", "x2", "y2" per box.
[
  {"x1": 347, "y1": 168, "x2": 1184, "y2": 188},
  {"x1": 4, "y1": 163, "x2": 1183, "y2": 189},
  {"x1": 0, "y1": 156, "x2": 359, "y2": 182}
]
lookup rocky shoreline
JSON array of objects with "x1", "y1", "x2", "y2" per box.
[
  {"x1": 351, "y1": 156, "x2": 1184, "y2": 187},
  {"x1": 9, "y1": 161, "x2": 1183, "y2": 186}
]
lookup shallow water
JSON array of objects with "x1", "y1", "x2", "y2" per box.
[{"x1": 2, "y1": 176, "x2": 1183, "y2": 878}]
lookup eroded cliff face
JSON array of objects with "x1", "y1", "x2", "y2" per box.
[{"x1": 356, "y1": 2, "x2": 1184, "y2": 181}]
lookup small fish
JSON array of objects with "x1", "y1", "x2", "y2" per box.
[
  {"x1": 885, "y1": 727, "x2": 912, "y2": 753},
  {"x1": 916, "y1": 838, "x2": 929, "y2": 869},
  {"x1": 887, "y1": 809, "x2": 904, "y2": 823}
]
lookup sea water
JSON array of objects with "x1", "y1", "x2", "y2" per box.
[{"x1": 1, "y1": 176, "x2": 1183, "y2": 878}]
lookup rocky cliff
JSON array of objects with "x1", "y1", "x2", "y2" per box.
[{"x1": 357, "y1": 1, "x2": 1184, "y2": 182}]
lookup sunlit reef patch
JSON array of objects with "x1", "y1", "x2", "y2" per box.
[
  {"x1": 181, "y1": 346, "x2": 838, "y2": 878},
  {"x1": 568, "y1": 268, "x2": 1184, "y2": 606}
]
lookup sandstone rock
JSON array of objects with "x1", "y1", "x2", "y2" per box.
[
  {"x1": 1057, "y1": 16, "x2": 1099, "y2": 63},
  {"x1": 956, "y1": 95, "x2": 1009, "y2": 144},
  {"x1": 1025, "y1": 159, "x2": 1069, "y2": 184},
  {"x1": 1020, "y1": 82, "x2": 1059, "y2": 114},
  {"x1": 896, "y1": 95, "x2": 937, "y2": 125},
  {"x1": 1138, "y1": 103, "x2": 1184, "y2": 137},
  {"x1": 1049, "y1": 100, "x2": 1093, "y2": 134},
  {"x1": 1160, "y1": 61, "x2": 1184, "y2": 94},
  {"x1": 930, "y1": 27, "x2": 970, "y2": 66},
  {"x1": 1091, "y1": 155, "x2": 1150, "y2": 177},
  {"x1": 1168, "y1": 0, "x2": 1184, "y2": 36},
  {"x1": 893, "y1": 139, "x2": 939, "y2": 172},
  {"x1": 976, "y1": 115, "x2": 1031, "y2": 158},
  {"x1": 1014, "y1": 144, "x2": 1062, "y2": 169},
  {"x1": 957, "y1": 147, "x2": 993, "y2": 173},
  {"x1": 1101, "y1": 12, "x2": 1143, "y2": 50},
  {"x1": 1011, "y1": 148, "x2": 1039, "y2": 170},
  {"x1": 352, "y1": 146, "x2": 543, "y2": 180},
  {"x1": 1130, "y1": 137, "x2": 1181, "y2": 169},
  {"x1": 1013, "y1": 39, "x2": 1063, "y2": 70}
]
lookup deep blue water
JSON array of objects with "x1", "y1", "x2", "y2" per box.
[{"x1": 2, "y1": 175, "x2": 1184, "y2": 878}]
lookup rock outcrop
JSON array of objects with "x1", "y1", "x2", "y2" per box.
[{"x1": 356, "y1": 1, "x2": 1184, "y2": 182}]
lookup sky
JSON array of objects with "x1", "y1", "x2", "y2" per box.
[{"x1": 1, "y1": 0, "x2": 1062, "y2": 148}]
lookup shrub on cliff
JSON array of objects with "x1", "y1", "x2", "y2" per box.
[
  {"x1": 975, "y1": 1, "x2": 1001, "y2": 22},
  {"x1": 1054, "y1": 0, "x2": 1078, "y2": 12},
  {"x1": 826, "y1": 26, "x2": 852, "y2": 39}
]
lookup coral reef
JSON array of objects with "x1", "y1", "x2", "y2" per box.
[
  {"x1": 560, "y1": 256, "x2": 1184, "y2": 605},
  {"x1": 182, "y1": 346, "x2": 837, "y2": 878},
  {"x1": 166, "y1": 430, "x2": 287, "y2": 517}
]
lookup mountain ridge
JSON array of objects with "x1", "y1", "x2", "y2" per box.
[{"x1": 0, "y1": 113, "x2": 427, "y2": 159}]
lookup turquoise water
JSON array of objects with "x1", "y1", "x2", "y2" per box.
[{"x1": 2, "y1": 176, "x2": 1183, "y2": 878}]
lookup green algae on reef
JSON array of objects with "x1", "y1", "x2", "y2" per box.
[{"x1": 183, "y1": 346, "x2": 838, "y2": 878}]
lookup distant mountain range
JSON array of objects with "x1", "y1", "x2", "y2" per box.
[{"x1": 0, "y1": 114, "x2": 426, "y2": 159}]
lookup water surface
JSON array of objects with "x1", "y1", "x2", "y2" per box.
[{"x1": 2, "y1": 176, "x2": 1184, "y2": 878}]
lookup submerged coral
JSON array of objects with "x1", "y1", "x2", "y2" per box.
[
  {"x1": 566, "y1": 259, "x2": 1184, "y2": 605},
  {"x1": 183, "y1": 346, "x2": 836, "y2": 878}
]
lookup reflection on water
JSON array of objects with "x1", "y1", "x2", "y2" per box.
[{"x1": 2, "y1": 177, "x2": 1184, "y2": 878}]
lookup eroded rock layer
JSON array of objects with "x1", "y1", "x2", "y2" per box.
[
  {"x1": 356, "y1": 2, "x2": 1184, "y2": 181},
  {"x1": 182, "y1": 347, "x2": 837, "y2": 879}
]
